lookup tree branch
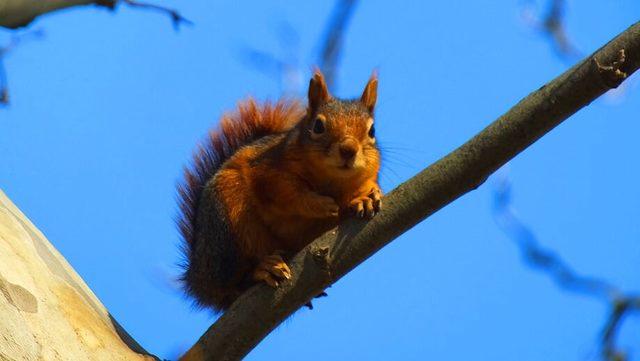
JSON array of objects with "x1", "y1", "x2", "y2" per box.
[
  {"x1": 0, "y1": 0, "x2": 190, "y2": 29},
  {"x1": 181, "y1": 22, "x2": 640, "y2": 361},
  {"x1": 0, "y1": 190, "x2": 159, "y2": 360},
  {"x1": 0, "y1": 0, "x2": 111, "y2": 29}
]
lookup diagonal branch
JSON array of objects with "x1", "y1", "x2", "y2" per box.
[{"x1": 181, "y1": 22, "x2": 640, "y2": 361}]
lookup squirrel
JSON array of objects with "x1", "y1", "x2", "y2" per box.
[{"x1": 177, "y1": 69, "x2": 382, "y2": 312}]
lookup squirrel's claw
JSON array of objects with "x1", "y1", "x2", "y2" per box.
[
  {"x1": 349, "y1": 186, "x2": 383, "y2": 219},
  {"x1": 253, "y1": 270, "x2": 280, "y2": 287},
  {"x1": 349, "y1": 197, "x2": 375, "y2": 219},
  {"x1": 370, "y1": 187, "x2": 383, "y2": 213},
  {"x1": 252, "y1": 253, "x2": 292, "y2": 288}
]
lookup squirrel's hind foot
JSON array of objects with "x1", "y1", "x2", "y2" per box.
[
  {"x1": 252, "y1": 253, "x2": 292, "y2": 288},
  {"x1": 304, "y1": 291, "x2": 329, "y2": 310}
]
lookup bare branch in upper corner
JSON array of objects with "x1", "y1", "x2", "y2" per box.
[
  {"x1": 121, "y1": 0, "x2": 193, "y2": 30},
  {"x1": 492, "y1": 172, "x2": 640, "y2": 361},
  {"x1": 0, "y1": 0, "x2": 190, "y2": 30},
  {"x1": 318, "y1": 0, "x2": 358, "y2": 89},
  {"x1": 521, "y1": 0, "x2": 581, "y2": 60},
  {"x1": 0, "y1": 29, "x2": 45, "y2": 106},
  {"x1": 0, "y1": 0, "x2": 108, "y2": 29},
  {"x1": 0, "y1": 0, "x2": 189, "y2": 105}
]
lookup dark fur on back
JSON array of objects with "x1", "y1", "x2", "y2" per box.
[{"x1": 176, "y1": 99, "x2": 304, "y2": 310}]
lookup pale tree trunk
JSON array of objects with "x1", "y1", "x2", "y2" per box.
[{"x1": 0, "y1": 190, "x2": 158, "y2": 361}]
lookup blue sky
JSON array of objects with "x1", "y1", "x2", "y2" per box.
[{"x1": 1, "y1": 1, "x2": 638, "y2": 360}]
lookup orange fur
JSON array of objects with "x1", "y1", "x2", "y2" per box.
[
  {"x1": 177, "y1": 98, "x2": 303, "y2": 256},
  {"x1": 178, "y1": 70, "x2": 382, "y2": 311}
]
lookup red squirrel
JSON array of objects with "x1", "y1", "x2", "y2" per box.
[{"x1": 177, "y1": 70, "x2": 382, "y2": 311}]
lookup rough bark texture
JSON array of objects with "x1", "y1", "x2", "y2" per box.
[
  {"x1": 181, "y1": 21, "x2": 640, "y2": 361},
  {"x1": 0, "y1": 190, "x2": 157, "y2": 361},
  {"x1": 0, "y1": 0, "x2": 113, "y2": 28}
]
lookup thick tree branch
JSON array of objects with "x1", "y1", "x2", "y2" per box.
[
  {"x1": 181, "y1": 22, "x2": 640, "y2": 361},
  {"x1": 0, "y1": 190, "x2": 159, "y2": 360}
]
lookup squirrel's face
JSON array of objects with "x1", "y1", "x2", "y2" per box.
[
  {"x1": 299, "y1": 70, "x2": 380, "y2": 178},
  {"x1": 303, "y1": 100, "x2": 378, "y2": 174}
]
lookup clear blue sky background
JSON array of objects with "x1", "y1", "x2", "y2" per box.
[{"x1": 1, "y1": 1, "x2": 638, "y2": 360}]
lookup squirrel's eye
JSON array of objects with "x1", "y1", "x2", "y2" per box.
[
  {"x1": 368, "y1": 124, "x2": 376, "y2": 138},
  {"x1": 312, "y1": 118, "x2": 326, "y2": 134}
]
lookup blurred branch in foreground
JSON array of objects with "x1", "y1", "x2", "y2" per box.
[
  {"x1": 318, "y1": 0, "x2": 358, "y2": 89},
  {"x1": 521, "y1": 0, "x2": 581, "y2": 60},
  {"x1": 0, "y1": 0, "x2": 190, "y2": 29},
  {"x1": 492, "y1": 172, "x2": 640, "y2": 361},
  {"x1": 0, "y1": 28, "x2": 44, "y2": 105},
  {"x1": 241, "y1": 0, "x2": 358, "y2": 94},
  {"x1": 181, "y1": 21, "x2": 640, "y2": 361},
  {"x1": 239, "y1": 21, "x2": 303, "y2": 94}
]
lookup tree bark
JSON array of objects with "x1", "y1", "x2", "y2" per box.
[
  {"x1": 0, "y1": 190, "x2": 158, "y2": 360},
  {"x1": 0, "y1": 0, "x2": 114, "y2": 28},
  {"x1": 181, "y1": 21, "x2": 640, "y2": 361}
]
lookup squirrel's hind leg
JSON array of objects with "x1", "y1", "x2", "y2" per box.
[{"x1": 304, "y1": 291, "x2": 329, "y2": 310}]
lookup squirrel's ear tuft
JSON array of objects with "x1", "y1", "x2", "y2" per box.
[
  {"x1": 360, "y1": 71, "x2": 378, "y2": 113},
  {"x1": 308, "y1": 69, "x2": 331, "y2": 112}
]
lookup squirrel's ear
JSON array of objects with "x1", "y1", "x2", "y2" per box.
[
  {"x1": 360, "y1": 72, "x2": 378, "y2": 113},
  {"x1": 308, "y1": 69, "x2": 331, "y2": 112}
]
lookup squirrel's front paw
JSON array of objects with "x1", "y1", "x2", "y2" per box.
[
  {"x1": 349, "y1": 187, "x2": 383, "y2": 219},
  {"x1": 252, "y1": 253, "x2": 292, "y2": 288}
]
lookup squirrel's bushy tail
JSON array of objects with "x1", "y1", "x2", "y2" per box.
[{"x1": 176, "y1": 99, "x2": 304, "y2": 306}]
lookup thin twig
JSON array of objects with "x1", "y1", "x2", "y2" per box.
[
  {"x1": 521, "y1": 0, "x2": 581, "y2": 60},
  {"x1": 318, "y1": 0, "x2": 358, "y2": 89},
  {"x1": 0, "y1": 29, "x2": 44, "y2": 106},
  {"x1": 121, "y1": 0, "x2": 192, "y2": 30}
]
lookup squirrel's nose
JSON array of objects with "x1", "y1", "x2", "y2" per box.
[{"x1": 339, "y1": 142, "x2": 358, "y2": 161}]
